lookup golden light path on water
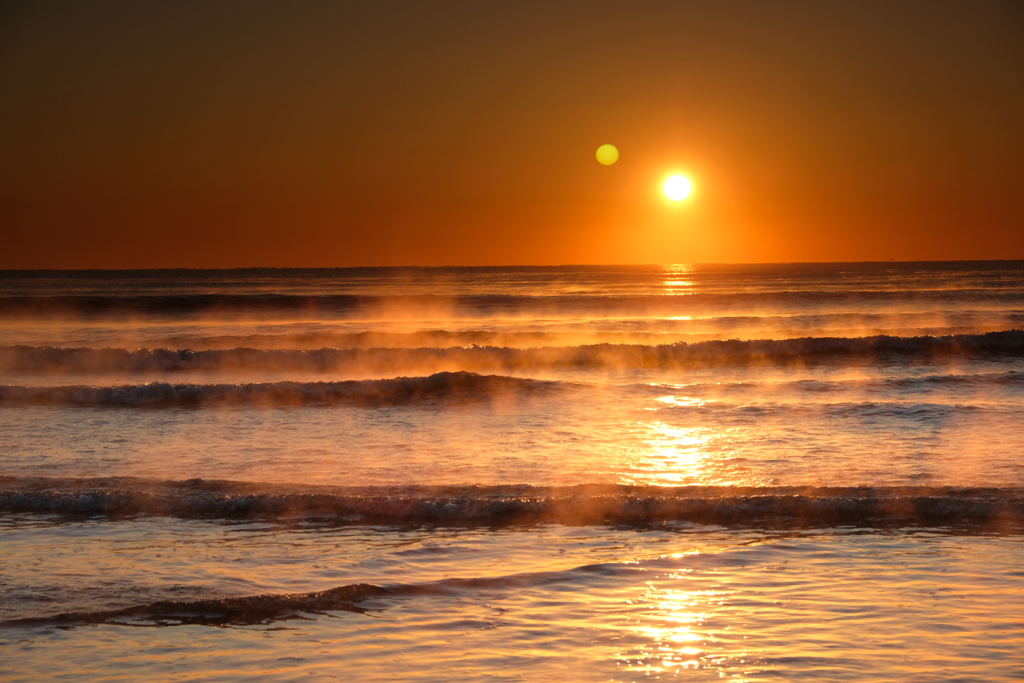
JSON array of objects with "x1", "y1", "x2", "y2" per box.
[
  {"x1": 627, "y1": 258, "x2": 805, "y2": 672},
  {"x1": 610, "y1": 253, "x2": 765, "y2": 675},
  {"x1": 626, "y1": 582, "x2": 730, "y2": 676},
  {"x1": 611, "y1": 264, "x2": 758, "y2": 488},
  {"x1": 630, "y1": 266, "x2": 739, "y2": 487},
  {"x1": 662, "y1": 264, "x2": 696, "y2": 295},
  {"x1": 617, "y1": 415, "x2": 736, "y2": 487},
  {"x1": 626, "y1": 254, "x2": 844, "y2": 677}
]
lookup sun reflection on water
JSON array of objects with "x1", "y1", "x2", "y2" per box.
[
  {"x1": 618, "y1": 419, "x2": 715, "y2": 486},
  {"x1": 656, "y1": 395, "x2": 707, "y2": 408},
  {"x1": 662, "y1": 264, "x2": 696, "y2": 295},
  {"x1": 617, "y1": 391, "x2": 763, "y2": 487},
  {"x1": 616, "y1": 581, "x2": 738, "y2": 677}
]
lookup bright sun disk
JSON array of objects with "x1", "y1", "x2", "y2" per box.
[{"x1": 663, "y1": 174, "x2": 692, "y2": 201}]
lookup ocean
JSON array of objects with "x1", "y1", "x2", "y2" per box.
[{"x1": 1, "y1": 262, "x2": 1023, "y2": 681}]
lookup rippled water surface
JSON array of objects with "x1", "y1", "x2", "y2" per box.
[
  {"x1": 2, "y1": 263, "x2": 1023, "y2": 680},
  {"x1": 2, "y1": 519, "x2": 1022, "y2": 682}
]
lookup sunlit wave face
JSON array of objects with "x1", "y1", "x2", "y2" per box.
[{"x1": 663, "y1": 174, "x2": 692, "y2": 201}]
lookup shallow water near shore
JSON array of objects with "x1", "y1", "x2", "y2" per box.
[
  {"x1": 2, "y1": 263, "x2": 1024, "y2": 680},
  {"x1": 2, "y1": 518, "x2": 1022, "y2": 682}
]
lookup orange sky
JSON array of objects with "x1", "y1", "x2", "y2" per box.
[{"x1": 2, "y1": 1, "x2": 1023, "y2": 268}]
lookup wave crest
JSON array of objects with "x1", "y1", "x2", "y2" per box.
[
  {"x1": 2, "y1": 479, "x2": 1021, "y2": 527},
  {"x1": 2, "y1": 583, "x2": 390, "y2": 627},
  {"x1": 3, "y1": 330, "x2": 1023, "y2": 375},
  {"x1": 0, "y1": 372, "x2": 560, "y2": 407}
]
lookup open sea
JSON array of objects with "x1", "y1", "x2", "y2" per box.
[{"x1": 1, "y1": 262, "x2": 1023, "y2": 681}]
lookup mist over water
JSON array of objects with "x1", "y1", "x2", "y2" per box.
[{"x1": 2, "y1": 263, "x2": 1024, "y2": 680}]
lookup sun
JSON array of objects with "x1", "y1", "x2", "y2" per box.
[{"x1": 663, "y1": 174, "x2": 692, "y2": 201}]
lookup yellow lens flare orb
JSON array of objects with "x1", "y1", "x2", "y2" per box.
[
  {"x1": 663, "y1": 174, "x2": 692, "y2": 201},
  {"x1": 595, "y1": 144, "x2": 619, "y2": 165}
]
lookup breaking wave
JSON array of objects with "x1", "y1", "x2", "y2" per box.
[
  {"x1": 2, "y1": 374, "x2": 1021, "y2": 410},
  {"x1": 3, "y1": 330, "x2": 1023, "y2": 375},
  {"x1": 0, "y1": 372, "x2": 563, "y2": 407},
  {"x1": 1, "y1": 478, "x2": 1021, "y2": 527},
  {"x1": 0, "y1": 583, "x2": 391, "y2": 627}
]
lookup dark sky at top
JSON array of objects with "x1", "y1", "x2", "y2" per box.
[{"x1": 2, "y1": 0, "x2": 1023, "y2": 267}]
